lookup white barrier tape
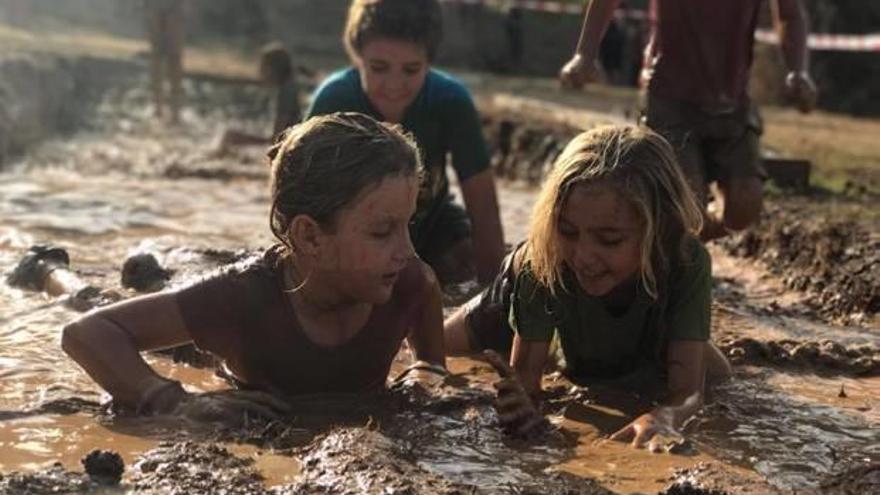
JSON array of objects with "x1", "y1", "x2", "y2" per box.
[{"x1": 755, "y1": 29, "x2": 880, "y2": 52}]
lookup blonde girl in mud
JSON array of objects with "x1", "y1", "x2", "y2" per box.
[
  {"x1": 62, "y1": 112, "x2": 447, "y2": 422},
  {"x1": 445, "y1": 125, "x2": 732, "y2": 446}
]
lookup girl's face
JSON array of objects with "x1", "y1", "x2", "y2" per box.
[
  {"x1": 355, "y1": 37, "x2": 429, "y2": 123},
  {"x1": 557, "y1": 183, "x2": 643, "y2": 297},
  {"x1": 313, "y1": 174, "x2": 419, "y2": 304}
]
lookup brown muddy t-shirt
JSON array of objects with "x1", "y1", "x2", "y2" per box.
[
  {"x1": 645, "y1": 0, "x2": 763, "y2": 109},
  {"x1": 175, "y1": 251, "x2": 427, "y2": 396}
]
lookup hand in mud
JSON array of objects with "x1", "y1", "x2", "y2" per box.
[
  {"x1": 484, "y1": 350, "x2": 546, "y2": 437},
  {"x1": 783, "y1": 71, "x2": 817, "y2": 114},
  {"x1": 559, "y1": 54, "x2": 604, "y2": 90},
  {"x1": 609, "y1": 409, "x2": 680, "y2": 450},
  {"x1": 391, "y1": 361, "x2": 448, "y2": 394},
  {"x1": 173, "y1": 390, "x2": 292, "y2": 427}
]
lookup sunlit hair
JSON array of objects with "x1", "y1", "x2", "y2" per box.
[
  {"x1": 523, "y1": 125, "x2": 703, "y2": 299},
  {"x1": 343, "y1": 0, "x2": 443, "y2": 62},
  {"x1": 267, "y1": 112, "x2": 420, "y2": 257}
]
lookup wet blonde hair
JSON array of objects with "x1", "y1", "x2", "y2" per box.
[
  {"x1": 523, "y1": 125, "x2": 702, "y2": 299},
  {"x1": 343, "y1": 0, "x2": 443, "y2": 62},
  {"x1": 267, "y1": 112, "x2": 420, "y2": 257}
]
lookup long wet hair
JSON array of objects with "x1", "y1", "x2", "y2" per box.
[
  {"x1": 343, "y1": 0, "x2": 444, "y2": 62},
  {"x1": 267, "y1": 112, "x2": 420, "y2": 259},
  {"x1": 523, "y1": 125, "x2": 703, "y2": 300}
]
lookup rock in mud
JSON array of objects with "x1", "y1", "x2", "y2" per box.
[
  {"x1": 82, "y1": 449, "x2": 124, "y2": 484},
  {"x1": 121, "y1": 252, "x2": 172, "y2": 292},
  {"x1": 5, "y1": 244, "x2": 70, "y2": 291}
]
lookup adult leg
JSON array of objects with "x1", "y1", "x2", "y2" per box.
[
  {"x1": 164, "y1": 5, "x2": 185, "y2": 124},
  {"x1": 146, "y1": 9, "x2": 166, "y2": 119}
]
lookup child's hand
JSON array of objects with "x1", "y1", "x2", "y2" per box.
[
  {"x1": 172, "y1": 390, "x2": 292, "y2": 427},
  {"x1": 391, "y1": 360, "x2": 448, "y2": 391},
  {"x1": 484, "y1": 350, "x2": 546, "y2": 437},
  {"x1": 609, "y1": 408, "x2": 678, "y2": 450}
]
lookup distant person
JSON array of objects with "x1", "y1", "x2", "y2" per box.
[
  {"x1": 62, "y1": 113, "x2": 448, "y2": 422},
  {"x1": 307, "y1": 0, "x2": 506, "y2": 287},
  {"x1": 144, "y1": 0, "x2": 184, "y2": 123},
  {"x1": 445, "y1": 125, "x2": 732, "y2": 442},
  {"x1": 215, "y1": 42, "x2": 303, "y2": 151},
  {"x1": 560, "y1": 0, "x2": 818, "y2": 240}
]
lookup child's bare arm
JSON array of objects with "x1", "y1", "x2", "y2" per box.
[
  {"x1": 459, "y1": 170, "x2": 506, "y2": 285},
  {"x1": 61, "y1": 292, "x2": 193, "y2": 410},
  {"x1": 406, "y1": 262, "x2": 446, "y2": 368},
  {"x1": 611, "y1": 339, "x2": 706, "y2": 448}
]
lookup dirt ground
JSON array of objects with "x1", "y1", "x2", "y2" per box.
[{"x1": 1, "y1": 19, "x2": 878, "y2": 495}]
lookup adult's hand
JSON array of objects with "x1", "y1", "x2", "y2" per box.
[
  {"x1": 559, "y1": 54, "x2": 605, "y2": 90},
  {"x1": 784, "y1": 71, "x2": 817, "y2": 113},
  {"x1": 484, "y1": 350, "x2": 545, "y2": 436}
]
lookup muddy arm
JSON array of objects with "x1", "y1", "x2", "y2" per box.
[
  {"x1": 611, "y1": 340, "x2": 706, "y2": 448},
  {"x1": 61, "y1": 291, "x2": 193, "y2": 410},
  {"x1": 459, "y1": 170, "x2": 506, "y2": 285},
  {"x1": 572, "y1": 0, "x2": 621, "y2": 62},
  {"x1": 772, "y1": 0, "x2": 810, "y2": 74},
  {"x1": 406, "y1": 262, "x2": 447, "y2": 368}
]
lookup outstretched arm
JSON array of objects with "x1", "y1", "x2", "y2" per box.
[
  {"x1": 406, "y1": 262, "x2": 447, "y2": 368},
  {"x1": 559, "y1": 0, "x2": 621, "y2": 88},
  {"x1": 459, "y1": 170, "x2": 506, "y2": 285},
  {"x1": 61, "y1": 292, "x2": 193, "y2": 411},
  {"x1": 772, "y1": 0, "x2": 817, "y2": 112}
]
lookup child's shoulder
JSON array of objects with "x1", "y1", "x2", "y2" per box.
[
  {"x1": 425, "y1": 69, "x2": 475, "y2": 103},
  {"x1": 312, "y1": 68, "x2": 360, "y2": 99}
]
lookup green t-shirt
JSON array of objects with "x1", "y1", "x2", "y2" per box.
[{"x1": 509, "y1": 240, "x2": 712, "y2": 377}]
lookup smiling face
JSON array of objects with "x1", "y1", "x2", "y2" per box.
[
  {"x1": 557, "y1": 182, "x2": 644, "y2": 297},
  {"x1": 311, "y1": 174, "x2": 419, "y2": 304},
  {"x1": 355, "y1": 37, "x2": 429, "y2": 123}
]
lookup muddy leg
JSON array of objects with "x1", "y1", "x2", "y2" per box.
[
  {"x1": 705, "y1": 342, "x2": 733, "y2": 384},
  {"x1": 717, "y1": 176, "x2": 764, "y2": 233},
  {"x1": 164, "y1": 7, "x2": 185, "y2": 124},
  {"x1": 146, "y1": 11, "x2": 166, "y2": 119}
]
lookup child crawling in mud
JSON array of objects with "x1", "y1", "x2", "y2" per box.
[
  {"x1": 307, "y1": 0, "x2": 506, "y2": 286},
  {"x1": 445, "y1": 125, "x2": 732, "y2": 446},
  {"x1": 62, "y1": 112, "x2": 447, "y2": 421}
]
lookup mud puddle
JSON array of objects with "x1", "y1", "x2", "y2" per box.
[{"x1": 1, "y1": 80, "x2": 878, "y2": 493}]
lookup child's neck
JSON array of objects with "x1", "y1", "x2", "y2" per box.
[
  {"x1": 284, "y1": 259, "x2": 373, "y2": 347},
  {"x1": 598, "y1": 276, "x2": 639, "y2": 315}
]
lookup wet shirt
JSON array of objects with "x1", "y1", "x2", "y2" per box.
[
  {"x1": 645, "y1": 0, "x2": 763, "y2": 109},
  {"x1": 175, "y1": 250, "x2": 428, "y2": 396},
  {"x1": 508, "y1": 239, "x2": 711, "y2": 378},
  {"x1": 306, "y1": 67, "x2": 490, "y2": 210}
]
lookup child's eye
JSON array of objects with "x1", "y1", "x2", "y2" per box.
[
  {"x1": 403, "y1": 67, "x2": 421, "y2": 76},
  {"x1": 371, "y1": 230, "x2": 393, "y2": 239},
  {"x1": 559, "y1": 229, "x2": 578, "y2": 239},
  {"x1": 370, "y1": 65, "x2": 389, "y2": 74},
  {"x1": 598, "y1": 237, "x2": 625, "y2": 246}
]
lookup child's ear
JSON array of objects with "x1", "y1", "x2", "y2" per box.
[{"x1": 288, "y1": 215, "x2": 322, "y2": 256}]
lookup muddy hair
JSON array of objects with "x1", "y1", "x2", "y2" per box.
[
  {"x1": 267, "y1": 112, "x2": 421, "y2": 259},
  {"x1": 343, "y1": 0, "x2": 443, "y2": 62},
  {"x1": 259, "y1": 41, "x2": 292, "y2": 84},
  {"x1": 523, "y1": 125, "x2": 703, "y2": 300}
]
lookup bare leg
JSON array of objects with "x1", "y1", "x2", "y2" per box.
[
  {"x1": 705, "y1": 342, "x2": 733, "y2": 384},
  {"x1": 165, "y1": 6, "x2": 185, "y2": 124},
  {"x1": 146, "y1": 11, "x2": 166, "y2": 119}
]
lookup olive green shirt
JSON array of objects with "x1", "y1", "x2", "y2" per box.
[{"x1": 509, "y1": 240, "x2": 712, "y2": 377}]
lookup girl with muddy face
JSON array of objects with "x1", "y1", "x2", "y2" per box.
[
  {"x1": 61, "y1": 113, "x2": 448, "y2": 426},
  {"x1": 307, "y1": 0, "x2": 506, "y2": 288},
  {"x1": 446, "y1": 125, "x2": 733, "y2": 446}
]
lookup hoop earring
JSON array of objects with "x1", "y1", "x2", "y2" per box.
[{"x1": 283, "y1": 258, "x2": 313, "y2": 294}]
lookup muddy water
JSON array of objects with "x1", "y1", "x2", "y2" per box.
[{"x1": 1, "y1": 84, "x2": 878, "y2": 493}]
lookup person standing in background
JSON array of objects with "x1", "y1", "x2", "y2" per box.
[
  {"x1": 560, "y1": 0, "x2": 817, "y2": 241},
  {"x1": 144, "y1": 0, "x2": 185, "y2": 123}
]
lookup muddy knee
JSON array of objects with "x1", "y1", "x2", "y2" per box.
[{"x1": 720, "y1": 177, "x2": 763, "y2": 231}]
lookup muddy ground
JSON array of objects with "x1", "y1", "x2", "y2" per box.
[{"x1": 0, "y1": 51, "x2": 878, "y2": 494}]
